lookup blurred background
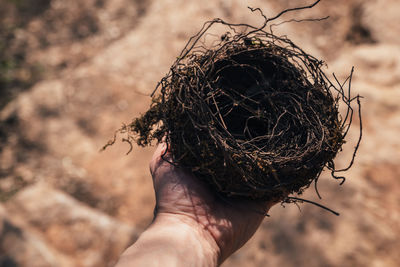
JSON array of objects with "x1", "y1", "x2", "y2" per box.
[{"x1": 0, "y1": 0, "x2": 399, "y2": 266}]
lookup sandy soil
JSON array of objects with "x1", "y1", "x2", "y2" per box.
[{"x1": 1, "y1": 0, "x2": 399, "y2": 266}]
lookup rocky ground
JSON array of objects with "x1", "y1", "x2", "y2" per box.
[{"x1": 1, "y1": 0, "x2": 399, "y2": 266}]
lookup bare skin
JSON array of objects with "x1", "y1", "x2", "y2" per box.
[{"x1": 115, "y1": 143, "x2": 275, "y2": 266}]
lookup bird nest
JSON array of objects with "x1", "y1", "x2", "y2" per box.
[{"x1": 104, "y1": 2, "x2": 362, "y2": 211}]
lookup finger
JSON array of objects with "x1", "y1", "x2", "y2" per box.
[{"x1": 149, "y1": 143, "x2": 167, "y2": 175}]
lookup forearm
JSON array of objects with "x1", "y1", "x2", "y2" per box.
[{"x1": 115, "y1": 214, "x2": 220, "y2": 267}]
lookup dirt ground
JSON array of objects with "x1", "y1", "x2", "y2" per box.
[{"x1": 1, "y1": 0, "x2": 399, "y2": 266}]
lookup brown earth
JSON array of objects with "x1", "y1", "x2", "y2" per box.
[{"x1": 0, "y1": 0, "x2": 399, "y2": 266}]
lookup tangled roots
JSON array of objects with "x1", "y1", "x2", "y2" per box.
[{"x1": 105, "y1": 1, "x2": 362, "y2": 206}]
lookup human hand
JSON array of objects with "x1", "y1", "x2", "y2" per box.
[
  {"x1": 149, "y1": 143, "x2": 275, "y2": 264},
  {"x1": 116, "y1": 143, "x2": 275, "y2": 267}
]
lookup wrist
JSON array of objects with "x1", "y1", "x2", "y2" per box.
[
  {"x1": 117, "y1": 213, "x2": 220, "y2": 267},
  {"x1": 151, "y1": 213, "x2": 220, "y2": 266}
]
